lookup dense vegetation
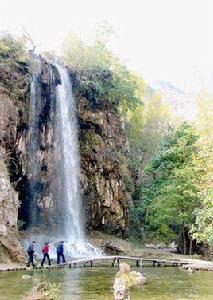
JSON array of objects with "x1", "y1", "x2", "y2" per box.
[
  {"x1": 62, "y1": 27, "x2": 145, "y2": 110},
  {"x1": 128, "y1": 94, "x2": 213, "y2": 253},
  {"x1": 0, "y1": 33, "x2": 26, "y2": 59}
]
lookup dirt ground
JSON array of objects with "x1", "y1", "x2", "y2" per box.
[
  {"x1": 88, "y1": 231, "x2": 193, "y2": 259},
  {"x1": 88, "y1": 231, "x2": 213, "y2": 270}
]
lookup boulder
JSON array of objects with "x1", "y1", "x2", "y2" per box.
[{"x1": 113, "y1": 263, "x2": 146, "y2": 300}]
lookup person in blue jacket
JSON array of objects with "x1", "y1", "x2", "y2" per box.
[
  {"x1": 27, "y1": 241, "x2": 36, "y2": 267},
  {"x1": 57, "y1": 241, "x2": 66, "y2": 264}
]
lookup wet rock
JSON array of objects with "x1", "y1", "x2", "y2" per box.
[
  {"x1": 113, "y1": 277, "x2": 130, "y2": 300},
  {"x1": 113, "y1": 263, "x2": 146, "y2": 300},
  {"x1": 104, "y1": 241, "x2": 124, "y2": 255},
  {"x1": 130, "y1": 271, "x2": 146, "y2": 285}
]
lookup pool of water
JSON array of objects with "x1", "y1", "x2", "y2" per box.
[{"x1": 0, "y1": 265, "x2": 213, "y2": 300}]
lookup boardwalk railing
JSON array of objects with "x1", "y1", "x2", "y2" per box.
[
  {"x1": 64, "y1": 255, "x2": 188, "y2": 268},
  {"x1": 0, "y1": 255, "x2": 189, "y2": 272}
]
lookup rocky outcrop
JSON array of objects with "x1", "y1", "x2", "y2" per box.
[
  {"x1": 0, "y1": 90, "x2": 25, "y2": 261},
  {"x1": 0, "y1": 92, "x2": 19, "y2": 158},
  {"x1": 0, "y1": 55, "x2": 30, "y2": 260},
  {"x1": 78, "y1": 97, "x2": 130, "y2": 236},
  {"x1": 113, "y1": 263, "x2": 146, "y2": 300},
  {"x1": 20, "y1": 58, "x2": 60, "y2": 231},
  {"x1": 0, "y1": 159, "x2": 24, "y2": 262}
]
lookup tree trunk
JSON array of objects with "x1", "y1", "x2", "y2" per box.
[
  {"x1": 189, "y1": 237, "x2": 192, "y2": 255},
  {"x1": 182, "y1": 224, "x2": 186, "y2": 255}
]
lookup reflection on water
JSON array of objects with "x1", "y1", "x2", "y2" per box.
[{"x1": 0, "y1": 266, "x2": 213, "y2": 300}]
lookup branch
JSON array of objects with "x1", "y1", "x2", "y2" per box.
[{"x1": 21, "y1": 26, "x2": 40, "y2": 52}]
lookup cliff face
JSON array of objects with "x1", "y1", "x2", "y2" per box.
[
  {"x1": 78, "y1": 97, "x2": 129, "y2": 236},
  {"x1": 0, "y1": 159, "x2": 23, "y2": 262},
  {"x1": 0, "y1": 56, "x2": 130, "y2": 260},
  {"x1": 0, "y1": 90, "x2": 25, "y2": 262},
  {"x1": 19, "y1": 59, "x2": 61, "y2": 232}
]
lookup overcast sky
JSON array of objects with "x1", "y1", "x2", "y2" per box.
[{"x1": 1, "y1": 0, "x2": 213, "y2": 92}]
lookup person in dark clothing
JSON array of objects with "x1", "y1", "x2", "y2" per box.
[
  {"x1": 41, "y1": 242, "x2": 51, "y2": 266},
  {"x1": 27, "y1": 241, "x2": 36, "y2": 267},
  {"x1": 57, "y1": 241, "x2": 65, "y2": 264}
]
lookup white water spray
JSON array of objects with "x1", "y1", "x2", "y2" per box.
[
  {"x1": 55, "y1": 64, "x2": 83, "y2": 241},
  {"x1": 55, "y1": 64, "x2": 102, "y2": 257}
]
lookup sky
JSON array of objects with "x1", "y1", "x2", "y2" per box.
[{"x1": 1, "y1": 0, "x2": 213, "y2": 92}]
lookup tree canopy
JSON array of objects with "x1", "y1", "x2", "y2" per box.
[{"x1": 62, "y1": 27, "x2": 145, "y2": 110}]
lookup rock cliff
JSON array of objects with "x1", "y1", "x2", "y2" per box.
[
  {"x1": 78, "y1": 97, "x2": 129, "y2": 236},
  {"x1": 0, "y1": 90, "x2": 25, "y2": 262}
]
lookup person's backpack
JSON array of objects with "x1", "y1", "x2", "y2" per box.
[{"x1": 42, "y1": 247, "x2": 45, "y2": 254}]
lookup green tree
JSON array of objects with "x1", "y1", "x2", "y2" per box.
[
  {"x1": 141, "y1": 124, "x2": 202, "y2": 253},
  {"x1": 126, "y1": 93, "x2": 173, "y2": 239},
  {"x1": 0, "y1": 32, "x2": 26, "y2": 62},
  {"x1": 62, "y1": 27, "x2": 144, "y2": 110},
  {"x1": 191, "y1": 93, "x2": 213, "y2": 245}
]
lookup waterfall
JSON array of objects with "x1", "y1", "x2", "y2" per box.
[
  {"x1": 55, "y1": 64, "x2": 84, "y2": 242},
  {"x1": 25, "y1": 57, "x2": 102, "y2": 258},
  {"x1": 27, "y1": 54, "x2": 41, "y2": 227},
  {"x1": 54, "y1": 64, "x2": 101, "y2": 257}
]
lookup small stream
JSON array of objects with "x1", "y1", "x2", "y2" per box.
[{"x1": 0, "y1": 266, "x2": 212, "y2": 299}]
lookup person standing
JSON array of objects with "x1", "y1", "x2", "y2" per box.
[
  {"x1": 41, "y1": 242, "x2": 51, "y2": 266},
  {"x1": 57, "y1": 241, "x2": 66, "y2": 264},
  {"x1": 27, "y1": 241, "x2": 36, "y2": 267}
]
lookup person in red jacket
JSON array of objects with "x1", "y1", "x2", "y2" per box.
[{"x1": 41, "y1": 242, "x2": 51, "y2": 266}]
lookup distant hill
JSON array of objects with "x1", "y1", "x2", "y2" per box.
[{"x1": 150, "y1": 81, "x2": 197, "y2": 121}]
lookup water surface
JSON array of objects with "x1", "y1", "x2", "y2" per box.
[{"x1": 0, "y1": 266, "x2": 212, "y2": 300}]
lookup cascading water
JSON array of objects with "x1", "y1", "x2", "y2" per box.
[
  {"x1": 54, "y1": 63, "x2": 102, "y2": 257},
  {"x1": 55, "y1": 64, "x2": 84, "y2": 244},
  {"x1": 25, "y1": 56, "x2": 102, "y2": 258},
  {"x1": 27, "y1": 53, "x2": 42, "y2": 227}
]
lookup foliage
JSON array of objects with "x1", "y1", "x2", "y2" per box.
[
  {"x1": 23, "y1": 278, "x2": 61, "y2": 300},
  {"x1": 62, "y1": 26, "x2": 144, "y2": 109},
  {"x1": 126, "y1": 93, "x2": 172, "y2": 176},
  {"x1": 0, "y1": 32, "x2": 29, "y2": 106},
  {"x1": 191, "y1": 190, "x2": 213, "y2": 245},
  {"x1": 130, "y1": 123, "x2": 202, "y2": 245},
  {"x1": 126, "y1": 94, "x2": 172, "y2": 239},
  {"x1": 129, "y1": 205, "x2": 144, "y2": 239},
  {"x1": 190, "y1": 93, "x2": 213, "y2": 244},
  {"x1": 127, "y1": 89, "x2": 213, "y2": 252},
  {"x1": 138, "y1": 93, "x2": 172, "y2": 164},
  {"x1": 0, "y1": 32, "x2": 27, "y2": 63}
]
